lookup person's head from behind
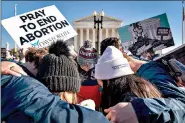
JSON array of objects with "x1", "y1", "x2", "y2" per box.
[
  {"x1": 101, "y1": 37, "x2": 123, "y2": 55},
  {"x1": 24, "y1": 47, "x2": 48, "y2": 76},
  {"x1": 37, "y1": 40, "x2": 81, "y2": 104},
  {"x1": 77, "y1": 39, "x2": 98, "y2": 71},
  {"x1": 95, "y1": 46, "x2": 162, "y2": 110}
]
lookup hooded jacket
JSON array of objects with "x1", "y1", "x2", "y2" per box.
[
  {"x1": 1, "y1": 75, "x2": 110, "y2": 123},
  {"x1": 131, "y1": 61, "x2": 185, "y2": 123}
]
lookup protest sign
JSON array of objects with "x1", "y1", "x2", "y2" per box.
[
  {"x1": 118, "y1": 13, "x2": 174, "y2": 56},
  {"x1": 155, "y1": 44, "x2": 185, "y2": 65},
  {"x1": 154, "y1": 44, "x2": 185, "y2": 82},
  {"x1": 2, "y1": 5, "x2": 77, "y2": 48}
]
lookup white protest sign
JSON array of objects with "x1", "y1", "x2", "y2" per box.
[{"x1": 2, "y1": 5, "x2": 77, "y2": 48}]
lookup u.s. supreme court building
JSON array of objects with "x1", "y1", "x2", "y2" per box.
[{"x1": 67, "y1": 11, "x2": 122, "y2": 53}]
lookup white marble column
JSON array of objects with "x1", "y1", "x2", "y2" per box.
[
  {"x1": 74, "y1": 28, "x2": 78, "y2": 51},
  {"x1": 111, "y1": 28, "x2": 115, "y2": 37},
  {"x1": 86, "y1": 28, "x2": 89, "y2": 40},
  {"x1": 92, "y1": 29, "x2": 96, "y2": 48},
  {"x1": 106, "y1": 28, "x2": 109, "y2": 38},
  {"x1": 80, "y1": 28, "x2": 83, "y2": 47}
]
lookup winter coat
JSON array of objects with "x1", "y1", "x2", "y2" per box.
[
  {"x1": 131, "y1": 61, "x2": 185, "y2": 123},
  {"x1": 1, "y1": 75, "x2": 110, "y2": 123},
  {"x1": 78, "y1": 67, "x2": 101, "y2": 108}
]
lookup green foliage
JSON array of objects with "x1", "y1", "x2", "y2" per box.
[{"x1": 9, "y1": 48, "x2": 19, "y2": 58}]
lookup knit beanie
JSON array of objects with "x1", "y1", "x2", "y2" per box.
[
  {"x1": 95, "y1": 46, "x2": 134, "y2": 80},
  {"x1": 77, "y1": 40, "x2": 98, "y2": 66},
  {"x1": 37, "y1": 41, "x2": 81, "y2": 93}
]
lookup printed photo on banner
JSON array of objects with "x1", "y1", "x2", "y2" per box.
[
  {"x1": 118, "y1": 13, "x2": 175, "y2": 56},
  {"x1": 1, "y1": 5, "x2": 77, "y2": 48}
]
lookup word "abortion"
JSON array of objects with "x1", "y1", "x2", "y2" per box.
[
  {"x1": 19, "y1": 9, "x2": 70, "y2": 45},
  {"x1": 20, "y1": 20, "x2": 69, "y2": 45}
]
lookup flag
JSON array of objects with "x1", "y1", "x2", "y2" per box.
[
  {"x1": 183, "y1": 1, "x2": 185, "y2": 44},
  {"x1": 183, "y1": 1, "x2": 185, "y2": 21}
]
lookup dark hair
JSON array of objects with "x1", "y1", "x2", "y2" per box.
[
  {"x1": 101, "y1": 74, "x2": 162, "y2": 110},
  {"x1": 49, "y1": 40, "x2": 78, "y2": 66},
  {"x1": 100, "y1": 37, "x2": 122, "y2": 55},
  {"x1": 146, "y1": 48, "x2": 155, "y2": 54},
  {"x1": 25, "y1": 47, "x2": 48, "y2": 68},
  {"x1": 49, "y1": 40, "x2": 70, "y2": 57},
  {"x1": 25, "y1": 47, "x2": 36, "y2": 62}
]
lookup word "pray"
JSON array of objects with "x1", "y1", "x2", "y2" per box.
[{"x1": 20, "y1": 9, "x2": 46, "y2": 23}]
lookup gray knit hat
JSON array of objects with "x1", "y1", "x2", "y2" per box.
[
  {"x1": 37, "y1": 41, "x2": 81, "y2": 93},
  {"x1": 77, "y1": 39, "x2": 98, "y2": 66}
]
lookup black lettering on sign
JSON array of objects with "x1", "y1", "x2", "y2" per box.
[
  {"x1": 20, "y1": 37, "x2": 29, "y2": 45},
  {"x1": 43, "y1": 17, "x2": 52, "y2": 24},
  {"x1": 37, "y1": 16, "x2": 57, "y2": 27},
  {"x1": 26, "y1": 13, "x2": 35, "y2": 21},
  {"x1": 52, "y1": 24, "x2": 58, "y2": 30},
  {"x1": 19, "y1": 23, "x2": 36, "y2": 32},
  {"x1": 61, "y1": 20, "x2": 69, "y2": 27},
  {"x1": 40, "y1": 28, "x2": 50, "y2": 35},
  {"x1": 27, "y1": 23, "x2": 36, "y2": 30},
  {"x1": 38, "y1": 9, "x2": 46, "y2": 16},
  {"x1": 37, "y1": 19, "x2": 45, "y2": 26},
  {"x1": 20, "y1": 16, "x2": 27, "y2": 23},
  {"x1": 19, "y1": 20, "x2": 71, "y2": 46},
  {"x1": 157, "y1": 27, "x2": 170, "y2": 36},
  {"x1": 47, "y1": 25, "x2": 54, "y2": 32},
  {"x1": 34, "y1": 31, "x2": 42, "y2": 38},
  {"x1": 49, "y1": 16, "x2": 57, "y2": 22},
  {"x1": 19, "y1": 25, "x2": 28, "y2": 32},
  {"x1": 55, "y1": 22, "x2": 63, "y2": 29},
  {"x1": 19, "y1": 9, "x2": 46, "y2": 23},
  {"x1": 26, "y1": 33, "x2": 36, "y2": 42},
  {"x1": 34, "y1": 12, "x2": 42, "y2": 19}
]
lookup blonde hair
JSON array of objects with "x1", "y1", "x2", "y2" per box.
[{"x1": 55, "y1": 92, "x2": 78, "y2": 104}]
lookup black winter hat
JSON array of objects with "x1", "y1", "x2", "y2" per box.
[{"x1": 37, "y1": 40, "x2": 81, "y2": 93}]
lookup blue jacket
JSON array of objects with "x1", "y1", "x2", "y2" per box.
[
  {"x1": 1, "y1": 75, "x2": 110, "y2": 123},
  {"x1": 131, "y1": 61, "x2": 185, "y2": 123}
]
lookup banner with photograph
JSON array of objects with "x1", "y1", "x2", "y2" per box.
[{"x1": 118, "y1": 13, "x2": 174, "y2": 56}]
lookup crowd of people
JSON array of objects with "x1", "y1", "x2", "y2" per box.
[{"x1": 1, "y1": 37, "x2": 185, "y2": 123}]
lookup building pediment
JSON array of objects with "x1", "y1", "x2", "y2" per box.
[
  {"x1": 73, "y1": 15, "x2": 122, "y2": 23},
  {"x1": 73, "y1": 13, "x2": 123, "y2": 28}
]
